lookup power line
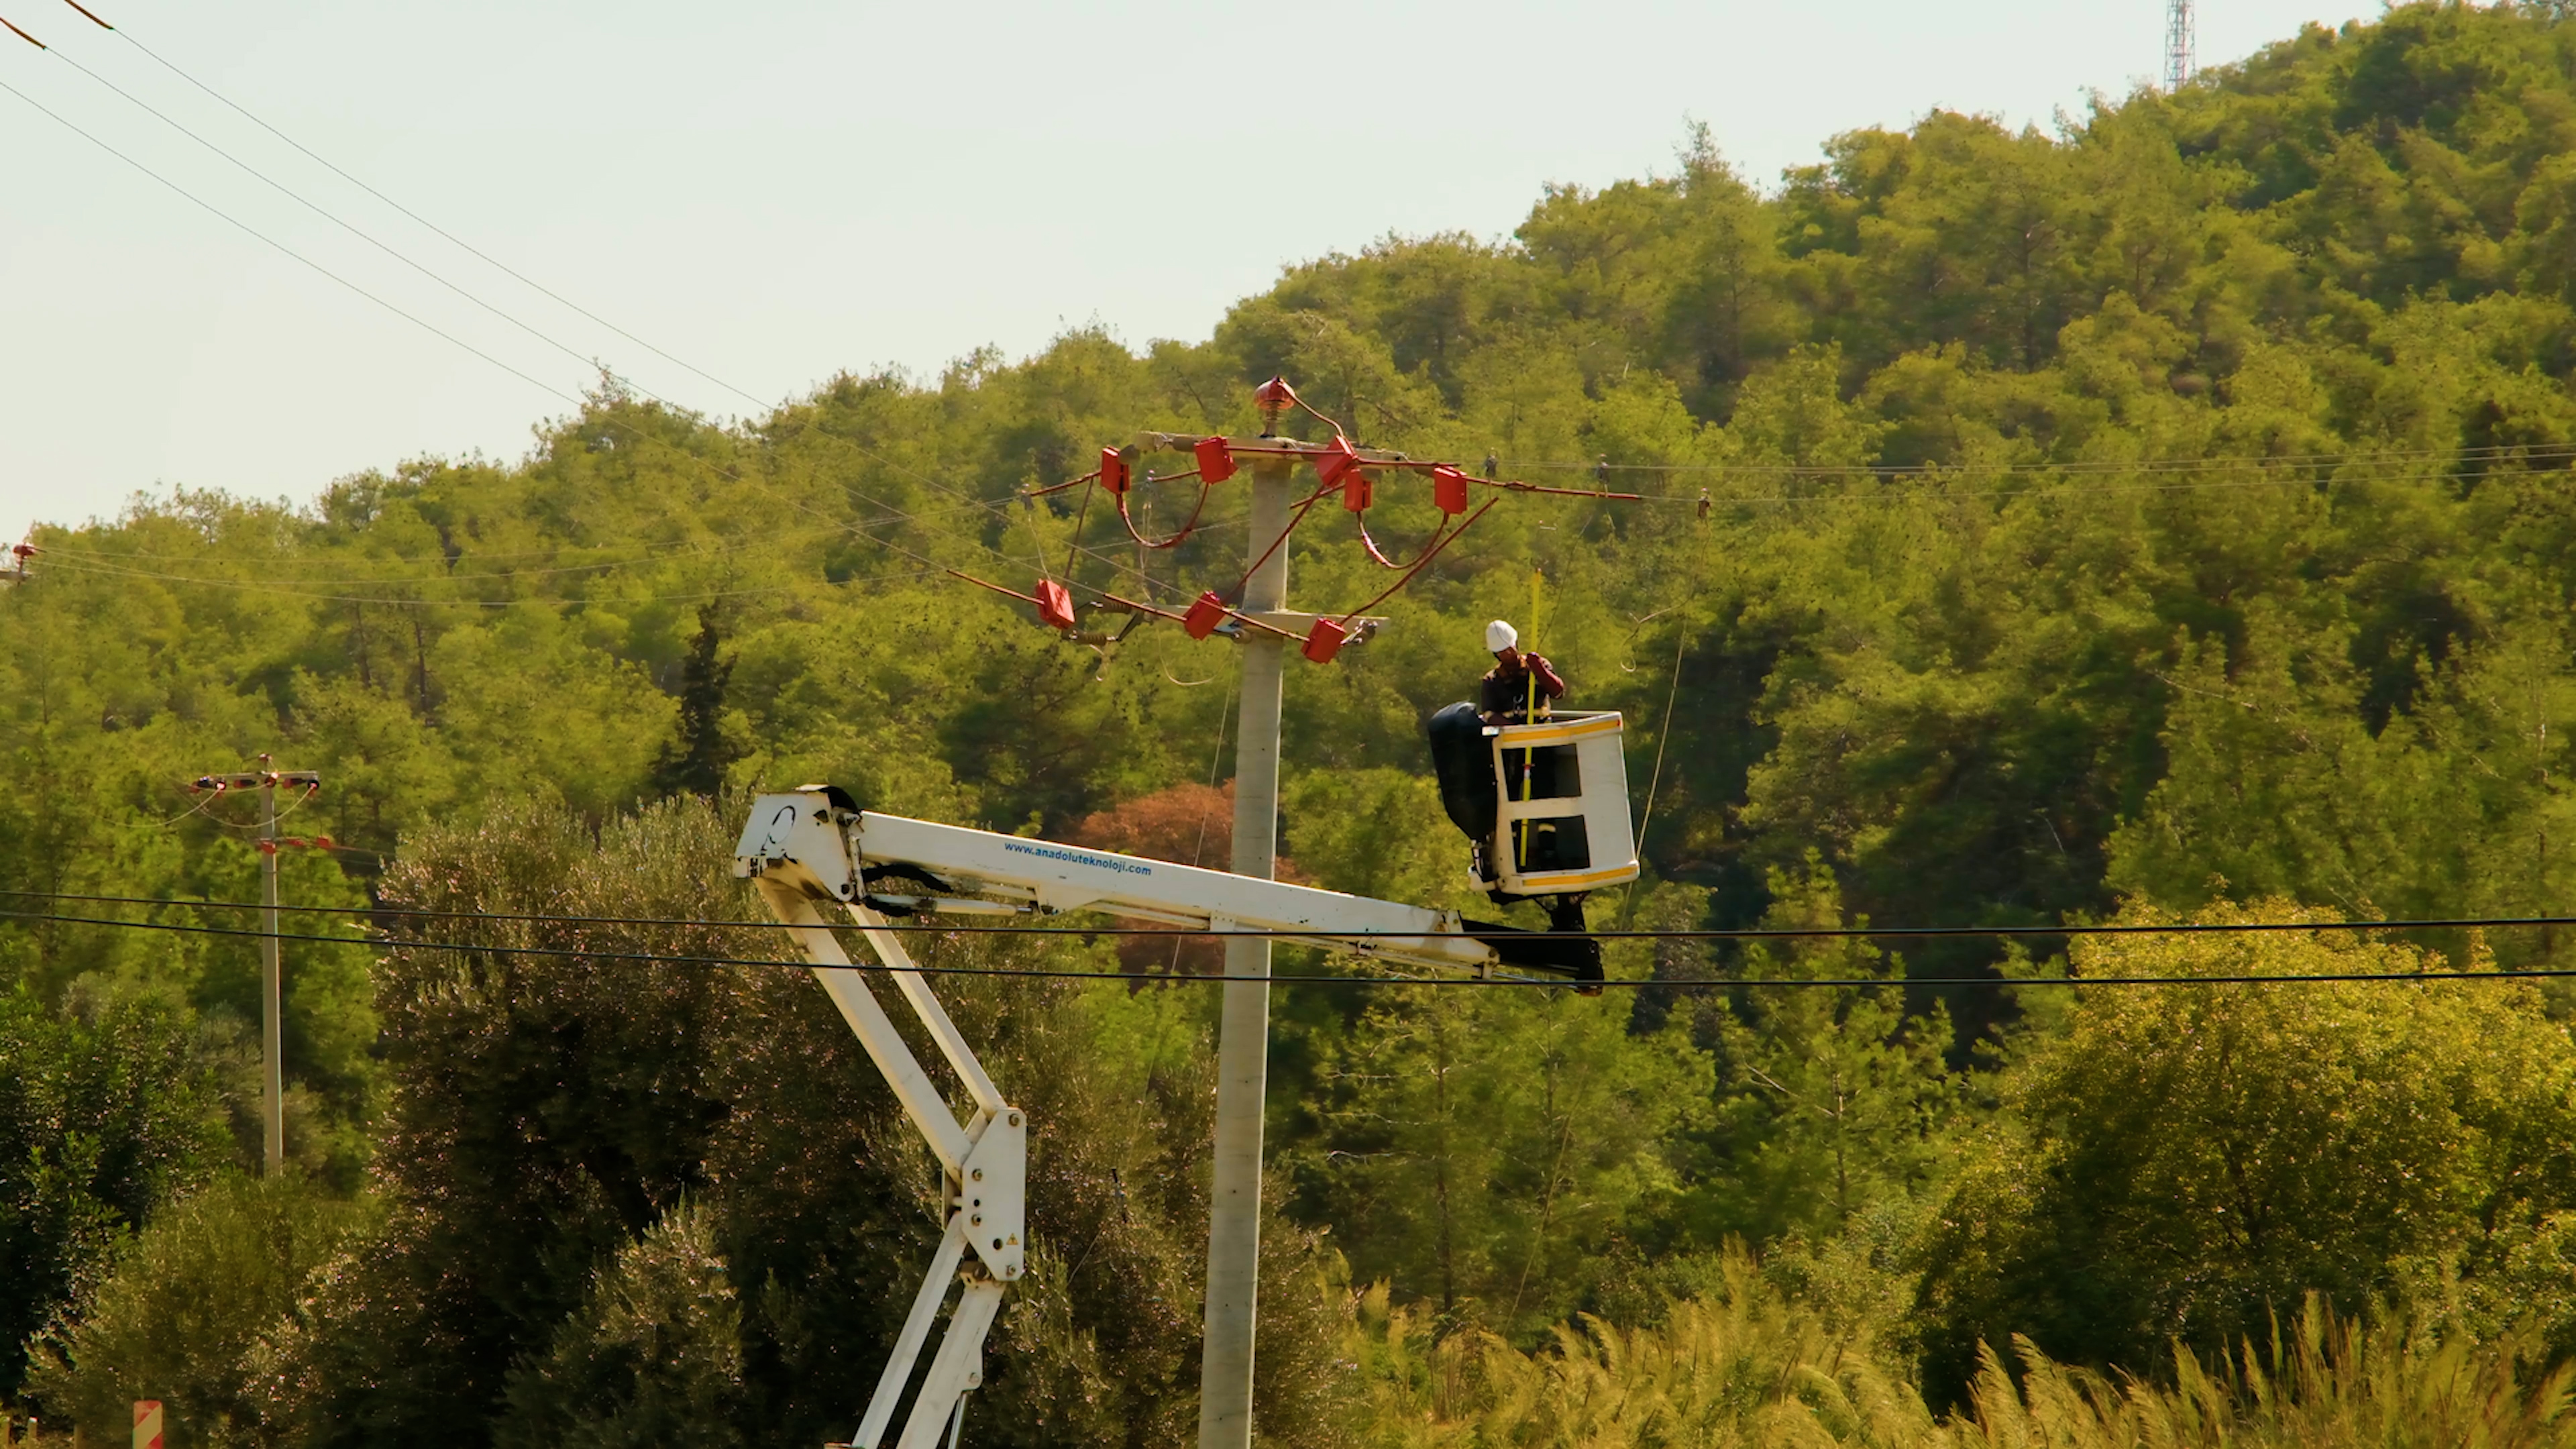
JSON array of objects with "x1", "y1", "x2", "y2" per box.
[
  {"x1": 31, "y1": 496, "x2": 1016, "y2": 570},
  {"x1": 0, "y1": 42, "x2": 1148, "y2": 599},
  {"x1": 30, "y1": 8, "x2": 2571, "y2": 565},
  {"x1": 29, "y1": 553, "x2": 947, "y2": 608},
  {"x1": 21, "y1": 2, "x2": 2569, "y2": 629},
  {"x1": 18, "y1": 13, "x2": 1164, "y2": 596},
  {"x1": 0, "y1": 72, "x2": 585, "y2": 409},
  {"x1": 28, "y1": 3, "x2": 2541, "y2": 511},
  {"x1": 12, "y1": 16, "x2": 2534, "y2": 600},
  {"x1": 7, "y1": 889, "x2": 2568, "y2": 945},
  {"x1": 1521, "y1": 441, "x2": 2576, "y2": 478},
  {"x1": 1, "y1": 905, "x2": 2562, "y2": 989},
  {"x1": 28, "y1": 33, "x2": 652, "y2": 398},
  {"x1": 54, "y1": 0, "x2": 777, "y2": 415}
]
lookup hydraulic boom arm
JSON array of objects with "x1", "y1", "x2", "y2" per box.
[
  {"x1": 733, "y1": 785, "x2": 1601, "y2": 1448},
  {"x1": 737, "y1": 787, "x2": 1601, "y2": 982}
]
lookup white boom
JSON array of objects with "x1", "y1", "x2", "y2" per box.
[
  {"x1": 738, "y1": 786, "x2": 1604, "y2": 983},
  {"x1": 732, "y1": 784, "x2": 1600, "y2": 1448}
]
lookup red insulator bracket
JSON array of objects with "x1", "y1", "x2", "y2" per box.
[
  {"x1": 1302, "y1": 617, "x2": 1349, "y2": 663},
  {"x1": 1183, "y1": 590, "x2": 1228, "y2": 640},
  {"x1": 1035, "y1": 579, "x2": 1077, "y2": 631},
  {"x1": 1315, "y1": 435, "x2": 1361, "y2": 488},
  {"x1": 1432, "y1": 465, "x2": 1470, "y2": 515},
  {"x1": 1101, "y1": 447, "x2": 1132, "y2": 496},
  {"x1": 1194, "y1": 436, "x2": 1236, "y2": 484}
]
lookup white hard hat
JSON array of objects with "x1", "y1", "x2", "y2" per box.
[{"x1": 1485, "y1": 619, "x2": 1519, "y2": 651}]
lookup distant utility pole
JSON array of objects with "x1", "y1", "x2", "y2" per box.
[
  {"x1": 191, "y1": 757, "x2": 322, "y2": 1176},
  {"x1": 2165, "y1": 0, "x2": 2196, "y2": 90}
]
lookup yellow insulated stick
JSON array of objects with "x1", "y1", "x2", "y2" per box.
[{"x1": 1517, "y1": 568, "x2": 1542, "y2": 868}]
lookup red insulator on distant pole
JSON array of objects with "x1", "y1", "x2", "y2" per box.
[
  {"x1": 1432, "y1": 466, "x2": 1469, "y2": 515},
  {"x1": 1101, "y1": 447, "x2": 1132, "y2": 495}
]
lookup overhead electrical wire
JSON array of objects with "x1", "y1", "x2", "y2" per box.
[
  {"x1": 22, "y1": 0, "x2": 2554, "y2": 612},
  {"x1": 19, "y1": 0, "x2": 2571, "y2": 647},
  {"x1": 0, "y1": 72, "x2": 589, "y2": 409},
  {"x1": 0, "y1": 7, "x2": 1157, "y2": 599},
  {"x1": 48, "y1": 0, "x2": 768, "y2": 413},
  {"x1": 1519, "y1": 440, "x2": 2576, "y2": 478},
  {"x1": 24, "y1": 8, "x2": 2569, "y2": 531},
  {"x1": 3, "y1": 904, "x2": 2567, "y2": 989},
  {"x1": 40, "y1": 0, "x2": 1159, "y2": 606},
  {"x1": 56, "y1": 0, "x2": 2540, "y2": 514},
  {"x1": 29, "y1": 552, "x2": 952, "y2": 609},
  {"x1": 19, "y1": 25, "x2": 660, "y2": 394},
  {"x1": 15, "y1": 0, "x2": 1493, "y2": 623},
  {"x1": 23, "y1": 443, "x2": 2533, "y2": 612},
  {"x1": 8, "y1": 888, "x2": 2569, "y2": 945}
]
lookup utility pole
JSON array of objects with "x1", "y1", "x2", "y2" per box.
[
  {"x1": 2165, "y1": 0, "x2": 2195, "y2": 90},
  {"x1": 1198, "y1": 386, "x2": 1294, "y2": 1449},
  {"x1": 190, "y1": 758, "x2": 321, "y2": 1176},
  {"x1": 1113, "y1": 381, "x2": 1403, "y2": 1446}
]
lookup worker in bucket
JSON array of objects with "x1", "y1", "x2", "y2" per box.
[
  {"x1": 1426, "y1": 618, "x2": 1568, "y2": 874},
  {"x1": 1423, "y1": 620, "x2": 1600, "y2": 991},
  {"x1": 1477, "y1": 618, "x2": 1564, "y2": 725}
]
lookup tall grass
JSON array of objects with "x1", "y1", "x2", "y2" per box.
[{"x1": 1340, "y1": 1253, "x2": 2576, "y2": 1448}]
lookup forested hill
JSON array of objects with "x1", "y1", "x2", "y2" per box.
[{"x1": 18, "y1": 3, "x2": 2576, "y2": 1442}]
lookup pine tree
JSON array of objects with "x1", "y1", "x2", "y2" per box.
[{"x1": 652, "y1": 606, "x2": 741, "y2": 800}]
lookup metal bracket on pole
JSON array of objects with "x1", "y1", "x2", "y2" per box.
[{"x1": 739, "y1": 790, "x2": 1025, "y2": 1449}]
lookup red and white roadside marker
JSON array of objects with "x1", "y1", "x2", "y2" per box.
[{"x1": 133, "y1": 1401, "x2": 163, "y2": 1449}]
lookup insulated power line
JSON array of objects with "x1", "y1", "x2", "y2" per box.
[
  {"x1": 3, "y1": 905, "x2": 2567, "y2": 989},
  {"x1": 7, "y1": 889, "x2": 2568, "y2": 945}
]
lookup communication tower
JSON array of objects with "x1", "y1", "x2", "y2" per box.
[{"x1": 2165, "y1": 0, "x2": 2196, "y2": 89}]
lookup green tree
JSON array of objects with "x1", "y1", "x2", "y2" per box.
[
  {"x1": 1685, "y1": 866, "x2": 1962, "y2": 1248},
  {"x1": 0, "y1": 983, "x2": 231, "y2": 1400},
  {"x1": 1914, "y1": 903, "x2": 2576, "y2": 1404},
  {"x1": 494, "y1": 1201, "x2": 747, "y2": 1449},
  {"x1": 1294, "y1": 976, "x2": 1711, "y2": 1340},
  {"x1": 649, "y1": 607, "x2": 744, "y2": 800},
  {"x1": 23, "y1": 1173, "x2": 378, "y2": 1448}
]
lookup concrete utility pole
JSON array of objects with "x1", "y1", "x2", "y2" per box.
[
  {"x1": 1124, "y1": 385, "x2": 1399, "y2": 1448},
  {"x1": 192, "y1": 758, "x2": 321, "y2": 1175},
  {"x1": 1199, "y1": 417, "x2": 1293, "y2": 1449}
]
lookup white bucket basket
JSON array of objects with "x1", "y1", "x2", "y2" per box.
[{"x1": 1486, "y1": 710, "x2": 1640, "y2": 896}]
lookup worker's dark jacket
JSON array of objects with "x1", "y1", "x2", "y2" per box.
[
  {"x1": 1432, "y1": 654, "x2": 1571, "y2": 845},
  {"x1": 1479, "y1": 653, "x2": 1567, "y2": 720}
]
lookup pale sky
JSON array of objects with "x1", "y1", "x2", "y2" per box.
[{"x1": 0, "y1": 0, "x2": 2373, "y2": 531}]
